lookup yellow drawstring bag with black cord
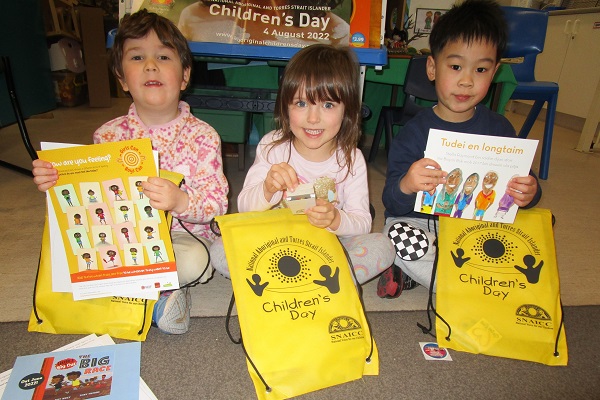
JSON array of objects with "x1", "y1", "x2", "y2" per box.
[
  {"x1": 419, "y1": 208, "x2": 567, "y2": 366},
  {"x1": 28, "y1": 164, "x2": 184, "y2": 342},
  {"x1": 215, "y1": 208, "x2": 379, "y2": 399}
]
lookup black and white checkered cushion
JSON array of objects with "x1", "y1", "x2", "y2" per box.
[{"x1": 388, "y1": 222, "x2": 430, "y2": 261}]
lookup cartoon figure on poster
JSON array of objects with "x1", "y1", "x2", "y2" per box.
[
  {"x1": 53, "y1": 184, "x2": 81, "y2": 212},
  {"x1": 136, "y1": 197, "x2": 160, "y2": 221},
  {"x1": 452, "y1": 172, "x2": 479, "y2": 218},
  {"x1": 113, "y1": 221, "x2": 138, "y2": 246},
  {"x1": 92, "y1": 225, "x2": 113, "y2": 247},
  {"x1": 114, "y1": 200, "x2": 136, "y2": 225},
  {"x1": 433, "y1": 168, "x2": 462, "y2": 216},
  {"x1": 144, "y1": 240, "x2": 170, "y2": 264},
  {"x1": 101, "y1": 245, "x2": 122, "y2": 268},
  {"x1": 473, "y1": 170, "x2": 498, "y2": 220},
  {"x1": 67, "y1": 206, "x2": 89, "y2": 230},
  {"x1": 67, "y1": 226, "x2": 91, "y2": 255},
  {"x1": 78, "y1": 249, "x2": 98, "y2": 271},
  {"x1": 80, "y1": 181, "x2": 103, "y2": 206},
  {"x1": 88, "y1": 203, "x2": 115, "y2": 226},
  {"x1": 140, "y1": 220, "x2": 160, "y2": 242},
  {"x1": 124, "y1": 243, "x2": 144, "y2": 266},
  {"x1": 494, "y1": 175, "x2": 519, "y2": 219},
  {"x1": 129, "y1": 176, "x2": 148, "y2": 200},
  {"x1": 102, "y1": 178, "x2": 129, "y2": 207},
  {"x1": 420, "y1": 187, "x2": 437, "y2": 213}
]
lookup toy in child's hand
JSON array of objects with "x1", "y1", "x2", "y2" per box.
[
  {"x1": 284, "y1": 183, "x2": 316, "y2": 214},
  {"x1": 313, "y1": 177, "x2": 337, "y2": 203}
]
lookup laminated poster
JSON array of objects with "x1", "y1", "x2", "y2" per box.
[
  {"x1": 1, "y1": 342, "x2": 141, "y2": 400},
  {"x1": 416, "y1": 129, "x2": 538, "y2": 224},
  {"x1": 38, "y1": 139, "x2": 179, "y2": 301},
  {"x1": 130, "y1": 0, "x2": 373, "y2": 49}
]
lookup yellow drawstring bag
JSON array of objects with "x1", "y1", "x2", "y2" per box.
[
  {"x1": 216, "y1": 208, "x2": 379, "y2": 399},
  {"x1": 28, "y1": 166, "x2": 183, "y2": 341},
  {"x1": 429, "y1": 208, "x2": 567, "y2": 365}
]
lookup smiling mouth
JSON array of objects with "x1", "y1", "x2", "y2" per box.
[
  {"x1": 305, "y1": 129, "x2": 323, "y2": 136},
  {"x1": 145, "y1": 80, "x2": 162, "y2": 86}
]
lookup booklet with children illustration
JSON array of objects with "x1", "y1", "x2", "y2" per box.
[
  {"x1": 415, "y1": 129, "x2": 539, "y2": 224},
  {"x1": 38, "y1": 139, "x2": 180, "y2": 301},
  {"x1": 0, "y1": 341, "x2": 140, "y2": 400}
]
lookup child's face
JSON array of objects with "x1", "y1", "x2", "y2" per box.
[
  {"x1": 482, "y1": 171, "x2": 498, "y2": 190},
  {"x1": 118, "y1": 30, "x2": 190, "y2": 122},
  {"x1": 426, "y1": 39, "x2": 499, "y2": 123},
  {"x1": 288, "y1": 89, "x2": 345, "y2": 162}
]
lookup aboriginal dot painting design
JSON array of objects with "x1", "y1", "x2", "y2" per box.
[{"x1": 457, "y1": 227, "x2": 538, "y2": 276}]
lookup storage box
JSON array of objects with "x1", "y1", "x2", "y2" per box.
[
  {"x1": 48, "y1": 37, "x2": 85, "y2": 72},
  {"x1": 51, "y1": 71, "x2": 87, "y2": 107}
]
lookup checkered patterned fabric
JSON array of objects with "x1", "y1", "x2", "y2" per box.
[{"x1": 388, "y1": 222, "x2": 430, "y2": 261}]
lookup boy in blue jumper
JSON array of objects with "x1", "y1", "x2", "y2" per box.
[{"x1": 378, "y1": 0, "x2": 542, "y2": 297}]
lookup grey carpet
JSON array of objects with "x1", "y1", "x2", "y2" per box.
[{"x1": 1, "y1": 306, "x2": 598, "y2": 399}]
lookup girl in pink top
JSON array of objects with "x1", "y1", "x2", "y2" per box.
[
  {"x1": 211, "y1": 44, "x2": 394, "y2": 284},
  {"x1": 32, "y1": 10, "x2": 229, "y2": 334}
]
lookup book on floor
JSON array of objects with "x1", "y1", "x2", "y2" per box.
[{"x1": 1, "y1": 341, "x2": 141, "y2": 400}]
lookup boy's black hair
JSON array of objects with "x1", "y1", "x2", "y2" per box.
[{"x1": 429, "y1": 0, "x2": 507, "y2": 62}]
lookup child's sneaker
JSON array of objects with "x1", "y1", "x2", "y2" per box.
[
  {"x1": 152, "y1": 288, "x2": 191, "y2": 334},
  {"x1": 377, "y1": 265, "x2": 403, "y2": 298}
]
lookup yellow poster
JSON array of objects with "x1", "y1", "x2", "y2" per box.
[{"x1": 38, "y1": 139, "x2": 179, "y2": 301}]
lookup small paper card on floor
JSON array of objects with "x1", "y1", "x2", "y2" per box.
[
  {"x1": 416, "y1": 129, "x2": 538, "y2": 223},
  {"x1": 419, "y1": 342, "x2": 453, "y2": 361},
  {"x1": 1, "y1": 341, "x2": 141, "y2": 400}
]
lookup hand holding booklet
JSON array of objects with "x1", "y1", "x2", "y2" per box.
[{"x1": 415, "y1": 129, "x2": 538, "y2": 223}]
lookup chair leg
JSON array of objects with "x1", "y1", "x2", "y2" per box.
[
  {"x1": 384, "y1": 109, "x2": 395, "y2": 158},
  {"x1": 518, "y1": 100, "x2": 544, "y2": 139},
  {"x1": 368, "y1": 108, "x2": 386, "y2": 163},
  {"x1": 1, "y1": 56, "x2": 37, "y2": 177},
  {"x1": 538, "y1": 94, "x2": 558, "y2": 180}
]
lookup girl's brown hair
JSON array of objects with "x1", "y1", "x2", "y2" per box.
[
  {"x1": 273, "y1": 44, "x2": 362, "y2": 176},
  {"x1": 110, "y1": 9, "x2": 193, "y2": 86}
]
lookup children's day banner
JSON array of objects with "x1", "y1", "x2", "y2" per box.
[{"x1": 131, "y1": 0, "x2": 374, "y2": 48}]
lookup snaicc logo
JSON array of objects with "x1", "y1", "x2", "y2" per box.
[
  {"x1": 515, "y1": 304, "x2": 553, "y2": 329},
  {"x1": 329, "y1": 316, "x2": 364, "y2": 342}
]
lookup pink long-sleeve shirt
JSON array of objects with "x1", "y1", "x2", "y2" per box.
[
  {"x1": 93, "y1": 101, "x2": 229, "y2": 241},
  {"x1": 238, "y1": 131, "x2": 371, "y2": 237}
]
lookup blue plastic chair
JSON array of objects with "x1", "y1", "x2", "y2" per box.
[{"x1": 502, "y1": 6, "x2": 558, "y2": 180}]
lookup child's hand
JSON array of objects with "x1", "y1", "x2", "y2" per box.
[
  {"x1": 263, "y1": 162, "x2": 298, "y2": 201},
  {"x1": 305, "y1": 198, "x2": 340, "y2": 230},
  {"x1": 506, "y1": 175, "x2": 538, "y2": 207},
  {"x1": 142, "y1": 177, "x2": 189, "y2": 214},
  {"x1": 400, "y1": 158, "x2": 447, "y2": 195},
  {"x1": 32, "y1": 159, "x2": 59, "y2": 192}
]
